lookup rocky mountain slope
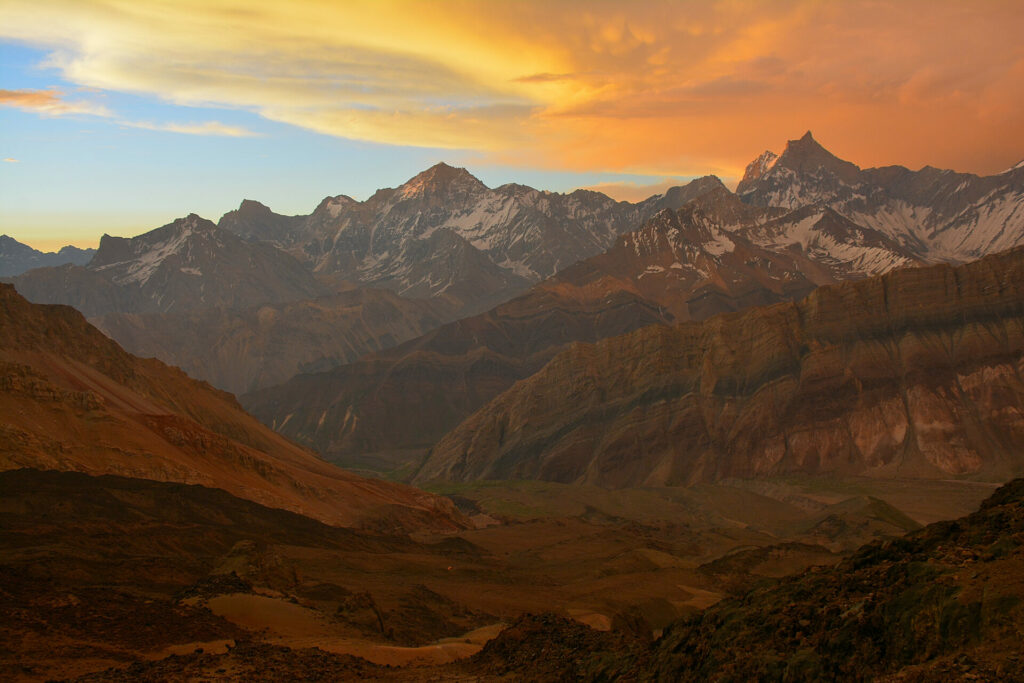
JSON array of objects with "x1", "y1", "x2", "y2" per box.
[
  {"x1": 738, "y1": 131, "x2": 1024, "y2": 262},
  {"x1": 0, "y1": 283, "x2": 464, "y2": 531},
  {"x1": 218, "y1": 165, "x2": 724, "y2": 316},
  {"x1": 10, "y1": 214, "x2": 324, "y2": 317},
  {"x1": 417, "y1": 247, "x2": 1024, "y2": 487},
  {"x1": 0, "y1": 235, "x2": 94, "y2": 277}
]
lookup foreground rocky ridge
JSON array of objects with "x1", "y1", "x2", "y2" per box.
[
  {"x1": 27, "y1": 474, "x2": 1024, "y2": 681},
  {"x1": 419, "y1": 247, "x2": 1024, "y2": 487},
  {"x1": 0, "y1": 283, "x2": 464, "y2": 531},
  {"x1": 464, "y1": 477, "x2": 1024, "y2": 681}
]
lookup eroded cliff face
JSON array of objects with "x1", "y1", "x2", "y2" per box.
[{"x1": 418, "y1": 248, "x2": 1024, "y2": 487}]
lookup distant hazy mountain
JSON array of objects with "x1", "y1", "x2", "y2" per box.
[
  {"x1": 93, "y1": 287, "x2": 455, "y2": 395},
  {"x1": 0, "y1": 234, "x2": 94, "y2": 277},
  {"x1": 737, "y1": 131, "x2": 1024, "y2": 262},
  {"x1": 11, "y1": 214, "x2": 324, "y2": 317},
  {"x1": 218, "y1": 164, "x2": 723, "y2": 316}
]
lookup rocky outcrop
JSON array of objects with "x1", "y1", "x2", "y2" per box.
[
  {"x1": 0, "y1": 283, "x2": 465, "y2": 531},
  {"x1": 637, "y1": 477, "x2": 1024, "y2": 680},
  {"x1": 469, "y1": 478, "x2": 1024, "y2": 681},
  {"x1": 418, "y1": 247, "x2": 1024, "y2": 487}
]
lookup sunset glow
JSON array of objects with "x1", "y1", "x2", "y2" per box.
[{"x1": 2, "y1": 0, "x2": 1023, "y2": 247}]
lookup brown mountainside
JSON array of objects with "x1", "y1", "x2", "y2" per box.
[
  {"x1": 0, "y1": 284, "x2": 464, "y2": 532},
  {"x1": 417, "y1": 247, "x2": 1024, "y2": 487}
]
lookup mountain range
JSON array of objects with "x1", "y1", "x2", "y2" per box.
[
  {"x1": 10, "y1": 214, "x2": 324, "y2": 318},
  {"x1": 7, "y1": 166, "x2": 718, "y2": 394},
  {"x1": 218, "y1": 162, "x2": 720, "y2": 316},
  {"x1": 9, "y1": 133, "x2": 1024, "y2": 479},
  {"x1": 243, "y1": 135, "x2": 1024, "y2": 474}
]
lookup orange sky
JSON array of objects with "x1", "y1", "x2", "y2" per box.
[
  {"x1": 3, "y1": 0, "x2": 1023, "y2": 178},
  {"x1": 2, "y1": 1, "x2": 1024, "y2": 248}
]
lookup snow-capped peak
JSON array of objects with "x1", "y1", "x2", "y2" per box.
[{"x1": 398, "y1": 162, "x2": 487, "y2": 199}]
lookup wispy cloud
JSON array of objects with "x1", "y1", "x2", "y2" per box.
[
  {"x1": 121, "y1": 120, "x2": 259, "y2": 137},
  {"x1": 1, "y1": 1, "x2": 1022, "y2": 175},
  {"x1": 0, "y1": 88, "x2": 112, "y2": 118},
  {"x1": 3, "y1": 158, "x2": 19, "y2": 163},
  {"x1": 0, "y1": 88, "x2": 259, "y2": 138}
]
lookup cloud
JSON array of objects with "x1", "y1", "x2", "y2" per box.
[
  {"x1": 0, "y1": 88, "x2": 112, "y2": 118},
  {"x1": 0, "y1": 89, "x2": 258, "y2": 137},
  {"x1": 3, "y1": 158, "x2": 19, "y2": 163},
  {"x1": 1, "y1": 1, "x2": 1023, "y2": 175},
  {"x1": 121, "y1": 120, "x2": 260, "y2": 137},
  {"x1": 512, "y1": 72, "x2": 578, "y2": 84}
]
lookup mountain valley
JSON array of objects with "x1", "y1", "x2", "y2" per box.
[{"x1": 5, "y1": 134, "x2": 1024, "y2": 682}]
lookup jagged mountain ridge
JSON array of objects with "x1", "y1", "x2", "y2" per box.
[
  {"x1": 217, "y1": 165, "x2": 726, "y2": 315},
  {"x1": 417, "y1": 246, "x2": 1024, "y2": 487},
  {"x1": 0, "y1": 283, "x2": 464, "y2": 531},
  {"x1": 0, "y1": 235, "x2": 94, "y2": 277},
  {"x1": 738, "y1": 131, "x2": 1024, "y2": 262}
]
